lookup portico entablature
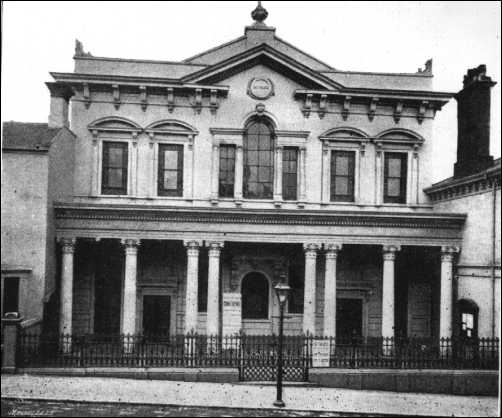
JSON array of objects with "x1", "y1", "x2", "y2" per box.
[{"x1": 54, "y1": 203, "x2": 465, "y2": 248}]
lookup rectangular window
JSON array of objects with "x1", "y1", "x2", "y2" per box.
[
  {"x1": 330, "y1": 150, "x2": 355, "y2": 202},
  {"x1": 384, "y1": 152, "x2": 407, "y2": 204},
  {"x1": 2, "y1": 277, "x2": 20, "y2": 315},
  {"x1": 218, "y1": 144, "x2": 235, "y2": 198},
  {"x1": 282, "y1": 147, "x2": 298, "y2": 200},
  {"x1": 101, "y1": 141, "x2": 128, "y2": 195},
  {"x1": 158, "y1": 144, "x2": 184, "y2": 196}
]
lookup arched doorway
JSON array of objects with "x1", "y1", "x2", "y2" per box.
[
  {"x1": 458, "y1": 299, "x2": 479, "y2": 339},
  {"x1": 241, "y1": 272, "x2": 269, "y2": 320}
]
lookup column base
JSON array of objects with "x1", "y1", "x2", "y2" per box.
[{"x1": 273, "y1": 400, "x2": 285, "y2": 408}]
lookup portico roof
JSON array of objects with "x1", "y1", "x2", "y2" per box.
[{"x1": 54, "y1": 202, "x2": 466, "y2": 248}]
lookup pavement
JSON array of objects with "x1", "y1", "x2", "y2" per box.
[{"x1": 1, "y1": 374, "x2": 499, "y2": 417}]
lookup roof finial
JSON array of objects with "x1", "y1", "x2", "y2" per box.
[{"x1": 251, "y1": 1, "x2": 268, "y2": 25}]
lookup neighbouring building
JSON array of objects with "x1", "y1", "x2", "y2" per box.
[
  {"x1": 1, "y1": 120, "x2": 75, "y2": 330},
  {"x1": 425, "y1": 65, "x2": 501, "y2": 340},
  {"x1": 1, "y1": 3, "x2": 500, "y2": 344}
]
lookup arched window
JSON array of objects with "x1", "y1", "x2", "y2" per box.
[
  {"x1": 458, "y1": 299, "x2": 479, "y2": 339},
  {"x1": 241, "y1": 272, "x2": 269, "y2": 319},
  {"x1": 243, "y1": 119, "x2": 274, "y2": 199}
]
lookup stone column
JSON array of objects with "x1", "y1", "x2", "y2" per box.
[
  {"x1": 274, "y1": 145, "x2": 283, "y2": 204},
  {"x1": 121, "y1": 239, "x2": 140, "y2": 339},
  {"x1": 440, "y1": 246, "x2": 459, "y2": 340},
  {"x1": 184, "y1": 240, "x2": 201, "y2": 334},
  {"x1": 60, "y1": 238, "x2": 76, "y2": 336},
  {"x1": 206, "y1": 241, "x2": 224, "y2": 336},
  {"x1": 235, "y1": 145, "x2": 243, "y2": 203},
  {"x1": 59, "y1": 238, "x2": 76, "y2": 353},
  {"x1": 323, "y1": 244, "x2": 342, "y2": 337},
  {"x1": 303, "y1": 243, "x2": 320, "y2": 335},
  {"x1": 381, "y1": 245, "x2": 400, "y2": 339}
]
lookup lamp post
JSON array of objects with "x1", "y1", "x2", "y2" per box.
[{"x1": 273, "y1": 282, "x2": 291, "y2": 408}]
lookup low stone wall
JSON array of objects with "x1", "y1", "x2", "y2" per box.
[
  {"x1": 309, "y1": 368, "x2": 499, "y2": 396},
  {"x1": 18, "y1": 368, "x2": 239, "y2": 383}
]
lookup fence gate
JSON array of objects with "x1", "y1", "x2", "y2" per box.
[{"x1": 239, "y1": 335, "x2": 309, "y2": 382}]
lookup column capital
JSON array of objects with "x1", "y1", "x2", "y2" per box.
[
  {"x1": 324, "y1": 243, "x2": 342, "y2": 258},
  {"x1": 382, "y1": 244, "x2": 400, "y2": 261},
  {"x1": 121, "y1": 238, "x2": 140, "y2": 253},
  {"x1": 59, "y1": 237, "x2": 76, "y2": 254},
  {"x1": 206, "y1": 241, "x2": 224, "y2": 256},
  {"x1": 303, "y1": 243, "x2": 321, "y2": 257},
  {"x1": 441, "y1": 246, "x2": 460, "y2": 262},
  {"x1": 184, "y1": 239, "x2": 202, "y2": 256}
]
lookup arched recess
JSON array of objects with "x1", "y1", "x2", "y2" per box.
[
  {"x1": 243, "y1": 116, "x2": 276, "y2": 199},
  {"x1": 241, "y1": 271, "x2": 270, "y2": 320},
  {"x1": 457, "y1": 299, "x2": 479, "y2": 339}
]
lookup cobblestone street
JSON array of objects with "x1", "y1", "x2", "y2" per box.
[{"x1": 1, "y1": 399, "x2": 390, "y2": 417}]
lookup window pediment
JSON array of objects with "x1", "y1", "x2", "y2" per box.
[
  {"x1": 145, "y1": 120, "x2": 198, "y2": 137},
  {"x1": 88, "y1": 117, "x2": 141, "y2": 136}
]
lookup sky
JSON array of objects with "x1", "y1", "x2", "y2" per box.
[{"x1": 1, "y1": 1, "x2": 500, "y2": 182}]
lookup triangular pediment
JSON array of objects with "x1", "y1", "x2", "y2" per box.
[{"x1": 182, "y1": 44, "x2": 343, "y2": 90}]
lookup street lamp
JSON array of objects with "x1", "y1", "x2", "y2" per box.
[{"x1": 273, "y1": 282, "x2": 291, "y2": 408}]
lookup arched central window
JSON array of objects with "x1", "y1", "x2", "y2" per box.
[
  {"x1": 242, "y1": 272, "x2": 269, "y2": 319},
  {"x1": 243, "y1": 119, "x2": 274, "y2": 199}
]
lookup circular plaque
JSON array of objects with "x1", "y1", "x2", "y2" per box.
[{"x1": 247, "y1": 78, "x2": 274, "y2": 100}]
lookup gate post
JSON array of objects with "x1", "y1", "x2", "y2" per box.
[{"x1": 1, "y1": 313, "x2": 23, "y2": 373}]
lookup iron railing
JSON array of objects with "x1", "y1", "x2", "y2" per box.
[{"x1": 16, "y1": 331, "x2": 499, "y2": 370}]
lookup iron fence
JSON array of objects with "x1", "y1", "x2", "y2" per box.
[{"x1": 16, "y1": 331, "x2": 499, "y2": 370}]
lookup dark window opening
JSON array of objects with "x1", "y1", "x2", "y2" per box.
[
  {"x1": 218, "y1": 144, "x2": 235, "y2": 198},
  {"x1": 242, "y1": 272, "x2": 269, "y2": 319},
  {"x1": 198, "y1": 249, "x2": 208, "y2": 312},
  {"x1": 288, "y1": 261, "x2": 304, "y2": 314},
  {"x1": 337, "y1": 298, "x2": 363, "y2": 340},
  {"x1": 330, "y1": 150, "x2": 355, "y2": 202},
  {"x1": 282, "y1": 147, "x2": 298, "y2": 201},
  {"x1": 102, "y1": 141, "x2": 128, "y2": 195},
  {"x1": 384, "y1": 152, "x2": 407, "y2": 204},
  {"x1": 243, "y1": 120, "x2": 274, "y2": 199},
  {"x1": 2, "y1": 277, "x2": 20, "y2": 315},
  {"x1": 158, "y1": 144, "x2": 184, "y2": 196}
]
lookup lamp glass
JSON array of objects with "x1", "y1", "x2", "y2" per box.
[{"x1": 274, "y1": 283, "x2": 291, "y2": 305}]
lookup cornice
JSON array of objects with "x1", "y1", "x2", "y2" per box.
[
  {"x1": 50, "y1": 72, "x2": 230, "y2": 91},
  {"x1": 54, "y1": 203, "x2": 466, "y2": 230},
  {"x1": 425, "y1": 164, "x2": 501, "y2": 202}
]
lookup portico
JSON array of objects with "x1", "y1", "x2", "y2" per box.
[{"x1": 55, "y1": 203, "x2": 464, "y2": 342}]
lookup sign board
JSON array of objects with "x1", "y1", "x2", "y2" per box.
[
  {"x1": 247, "y1": 78, "x2": 274, "y2": 100},
  {"x1": 222, "y1": 293, "x2": 242, "y2": 349},
  {"x1": 311, "y1": 339, "x2": 331, "y2": 368}
]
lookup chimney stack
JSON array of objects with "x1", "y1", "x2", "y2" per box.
[
  {"x1": 46, "y1": 82, "x2": 74, "y2": 129},
  {"x1": 454, "y1": 65, "x2": 496, "y2": 178}
]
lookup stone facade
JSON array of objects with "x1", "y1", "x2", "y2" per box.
[{"x1": 4, "y1": 4, "x2": 499, "y2": 342}]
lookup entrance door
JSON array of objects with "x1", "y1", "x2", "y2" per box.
[
  {"x1": 142, "y1": 295, "x2": 171, "y2": 337},
  {"x1": 336, "y1": 298, "x2": 363, "y2": 340}
]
